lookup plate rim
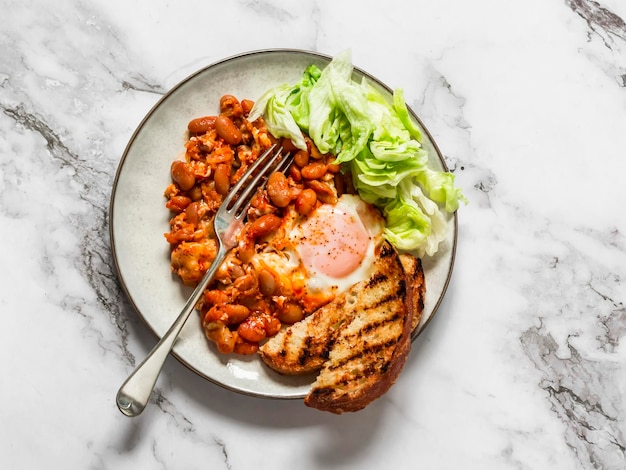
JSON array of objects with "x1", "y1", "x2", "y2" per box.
[{"x1": 109, "y1": 48, "x2": 458, "y2": 399}]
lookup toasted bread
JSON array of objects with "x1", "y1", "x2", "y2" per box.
[
  {"x1": 303, "y1": 242, "x2": 414, "y2": 413},
  {"x1": 257, "y1": 295, "x2": 347, "y2": 375},
  {"x1": 259, "y1": 242, "x2": 405, "y2": 375},
  {"x1": 259, "y1": 242, "x2": 426, "y2": 413},
  {"x1": 399, "y1": 253, "x2": 426, "y2": 333}
]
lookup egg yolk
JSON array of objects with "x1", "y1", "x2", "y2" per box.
[{"x1": 293, "y1": 203, "x2": 371, "y2": 278}]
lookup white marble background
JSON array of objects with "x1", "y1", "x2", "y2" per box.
[{"x1": 1, "y1": 0, "x2": 625, "y2": 469}]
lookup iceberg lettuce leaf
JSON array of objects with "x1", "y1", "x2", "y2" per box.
[{"x1": 415, "y1": 168, "x2": 468, "y2": 213}]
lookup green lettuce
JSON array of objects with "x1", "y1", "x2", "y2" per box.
[
  {"x1": 249, "y1": 50, "x2": 467, "y2": 256},
  {"x1": 384, "y1": 180, "x2": 450, "y2": 256},
  {"x1": 248, "y1": 65, "x2": 322, "y2": 150}
]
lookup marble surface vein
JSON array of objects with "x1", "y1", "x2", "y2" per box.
[{"x1": 1, "y1": 1, "x2": 625, "y2": 469}]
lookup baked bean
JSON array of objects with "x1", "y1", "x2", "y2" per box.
[
  {"x1": 307, "y1": 180, "x2": 338, "y2": 204},
  {"x1": 289, "y1": 164, "x2": 302, "y2": 182},
  {"x1": 165, "y1": 223, "x2": 198, "y2": 247},
  {"x1": 187, "y1": 115, "x2": 216, "y2": 134},
  {"x1": 220, "y1": 94, "x2": 237, "y2": 109},
  {"x1": 188, "y1": 185, "x2": 203, "y2": 201},
  {"x1": 295, "y1": 188, "x2": 317, "y2": 215},
  {"x1": 215, "y1": 115, "x2": 242, "y2": 145},
  {"x1": 241, "y1": 99, "x2": 255, "y2": 115},
  {"x1": 267, "y1": 172, "x2": 291, "y2": 208},
  {"x1": 247, "y1": 214, "x2": 282, "y2": 239},
  {"x1": 203, "y1": 305, "x2": 224, "y2": 324},
  {"x1": 205, "y1": 303, "x2": 250, "y2": 325},
  {"x1": 184, "y1": 201, "x2": 201, "y2": 225},
  {"x1": 214, "y1": 260, "x2": 232, "y2": 281},
  {"x1": 234, "y1": 339, "x2": 258, "y2": 355},
  {"x1": 234, "y1": 273, "x2": 256, "y2": 293},
  {"x1": 289, "y1": 186, "x2": 303, "y2": 200},
  {"x1": 229, "y1": 263, "x2": 245, "y2": 280},
  {"x1": 249, "y1": 189, "x2": 274, "y2": 213},
  {"x1": 280, "y1": 137, "x2": 299, "y2": 153},
  {"x1": 203, "y1": 289, "x2": 230, "y2": 306},
  {"x1": 208, "y1": 261, "x2": 233, "y2": 283},
  {"x1": 220, "y1": 94, "x2": 243, "y2": 117},
  {"x1": 263, "y1": 314, "x2": 282, "y2": 336},
  {"x1": 258, "y1": 268, "x2": 278, "y2": 296},
  {"x1": 225, "y1": 304, "x2": 251, "y2": 324},
  {"x1": 171, "y1": 160, "x2": 196, "y2": 191},
  {"x1": 239, "y1": 296, "x2": 272, "y2": 316},
  {"x1": 237, "y1": 240, "x2": 256, "y2": 263},
  {"x1": 294, "y1": 149, "x2": 309, "y2": 167},
  {"x1": 308, "y1": 141, "x2": 324, "y2": 160},
  {"x1": 205, "y1": 323, "x2": 236, "y2": 354},
  {"x1": 214, "y1": 163, "x2": 231, "y2": 196},
  {"x1": 326, "y1": 161, "x2": 341, "y2": 174},
  {"x1": 166, "y1": 195, "x2": 192, "y2": 213},
  {"x1": 301, "y1": 162, "x2": 327, "y2": 180},
  {"x1": 278, "y1": 302, "x2": 305, "y2": 324},
  {"x1": 237, "y1": 316, "x2": 267, "y2": 343}
]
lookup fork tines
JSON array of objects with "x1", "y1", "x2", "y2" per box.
[{"x1": 223, "y1": 144, "x2": 290, "y2": 215}]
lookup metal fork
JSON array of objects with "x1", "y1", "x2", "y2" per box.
[{"x1": 116, "y1": 144, "x2": 290, "y2": 417}]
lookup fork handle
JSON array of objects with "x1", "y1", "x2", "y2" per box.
[{"x1": 116, "y1": 245, "x2": 227, "y2": 417}]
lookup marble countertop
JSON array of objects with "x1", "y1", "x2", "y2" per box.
[{"x1": 2, "y1": 1, "x2": 625, "y2": 468}]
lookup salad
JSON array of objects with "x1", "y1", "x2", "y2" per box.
[{"x1": 249, "y1": 50, "x2": 466, "y2": 258}]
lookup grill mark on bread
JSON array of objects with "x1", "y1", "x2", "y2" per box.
[
  {"x1": 368, "y1": 283, "x2": 405, "y2": 310},
  {"x1": 360, "y1": 311, "x2": 403, "y2": 335},
  {"x1": 278, "y1": 329, "x2": 293, "y2": 357},
  {"x1": 297, "y1": 336, "x2": 332, "y2": 365},
  {"x1": 366, "y1": 272, "x2": 387, "y2": 289},
  {"x1": 336, "y1": 278, "x2": 405, "y2": 321},
  {"x1": 337, "y1": 309, "x2": 404, "y2": 347},
  {"x1": 322, "y1": 339, "x2": 334, "y2": 360},
  {"x1": 326, "y1": 338, "x2": 400, "y2": 373},
  {"x1": 298, "y1": 337, "x2": 313, "y2": 366}
]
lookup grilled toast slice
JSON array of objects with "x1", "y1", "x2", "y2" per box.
[
  {"x1": 303, "y1": 242, "x2": 414, "y2": 413},
  {"x1": 259, "y1": 242, "x2": 404, "y2": 375}
]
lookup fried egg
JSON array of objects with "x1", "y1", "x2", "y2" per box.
[{"x1": 249, "y1": 194, "x2": 385, "y2": 312}]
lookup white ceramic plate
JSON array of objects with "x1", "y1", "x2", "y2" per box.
[{"x1": 110, "y1": 49, "x2": 457, "y2": 399}]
